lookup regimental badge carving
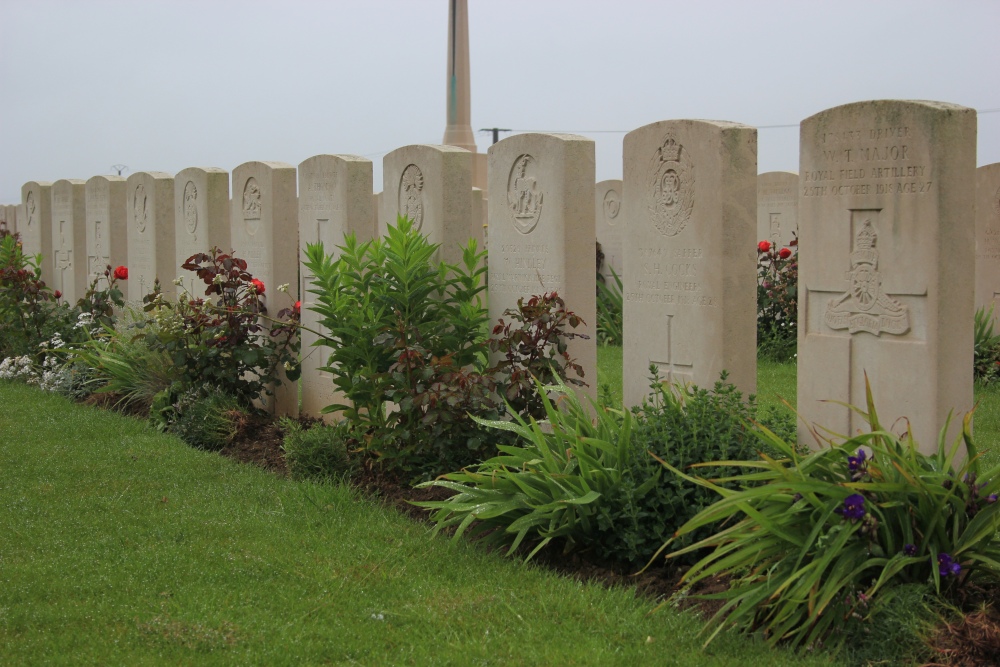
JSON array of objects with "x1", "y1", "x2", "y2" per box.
[
  {"x1": 824, "y1": 219, "x2": 910, "y2": 336},
  {"x1": 769, "y1": 213, "x2": 781, "y2": 246},
  {"x1": 25, "y1": 191, "x2": 35, "y2": 228},
  {"x1": 243, "y1": 177, "x2": 261, "y2": 236},
  {"x1": 994, "y1": 184, "x2": 1000, "y2": 219},
  {"x1": 398, "y1": 164, "x2": 424, "y2": 229},
  {"x1": 507, "y1": 154, "x2": 543, "y2": 234},
  {"x1": 648, "y1": 135, "x2": 694, "y2": 236},
  {"x1": 603, "y1": 189, "x2": 621, "y2": 223},
  {"x1": 133, "y1": 184, "x2": 148, "y2": 233},
  {"x1": 183, "y1": 181, "x2": 198, "y2": 235}
]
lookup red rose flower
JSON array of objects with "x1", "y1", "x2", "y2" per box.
[
  {"x1": 758, "y1": 240, "x2": 772, "y2": 253},
  {"x1": 779, "y1": 247, "x2": 792, "y2": 259},
  {"x1": 53, "y1": 290, "x2": 62, "y2": 299},
  {"x1": 294, "y1": 300, "x2": 301, "y2": 312},
  {"x1": 113, "y1": 265, "x2": 128, "y2": 280},
  {"x1": 251, "y1": 279, "x2": 265, "y2": 294}
]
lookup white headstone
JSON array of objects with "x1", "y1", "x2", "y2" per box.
[
  {"x1": 487, "y1": 133, "x2": 597, "y2": 400},
  {"x1": 757, "y1": 171, "x2": 798, "y2": 248},
  {"x1": 50, "y1": 179, "x2": 88, "y2": 303},
  {"x1": 797, "y1": 100, "x2": 976, "y2": 450},
  {"x1": 21, "y1": 181, "x2": 53, "y2": 283},
  {"x1": 380, "y1": 144, "x2": 472, "y2": 265},
  {"x1": 85, "y1": 175, "x2": 127, "y2": 288},
  {"x1": 126, "y1": 172, "x2": 175, "y2": 302},
  {"x1": 975, "y1": 163, "x2": 1000, "y2": 326},
  {"x1": 298, "y1": 154, "x2": 376, "y2": 419},
  {"x1": 231, "y1": 161, "x2": 299, "y2": 417},
  {"x1": 595, "y1": 179, "x2": 623, "y2": 283},
  {"x1": 622, "y1": 120, "x2": 757, "y2": 408},
  {"x1": 175, "y1": 167, "x2": 230, "y2": 298}
]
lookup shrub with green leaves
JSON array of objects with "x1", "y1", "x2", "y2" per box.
[
  {"x1": 656, "y1": 379, "x2": 1000, "y2": 652},
  {"x1": 280, "y1": 418, "x2": 355, "y2": 481},
  {"x1": 756, "y1": 237, "x2": 798, "y2": 361},
  {"x1": 168, "y1": 387, "x2": 245, "y2": 450},
  {"x1": 973, "y1": 304, "x2": 1000, "y2": 384},
  {"x1": 596, "y1": 267, "x2": 623, "y2": 346},
  {"x1": 303, "y1": 216, "x2": 501, "y2": 479},
  {"x1": 415, "y1": 379, "x2": 631, "y2": 560},
  {"x1": 590, "y1": 368, "x2": 791, "y2": 566}
]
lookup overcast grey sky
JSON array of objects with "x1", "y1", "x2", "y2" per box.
[{"x1": 2, "y1": 0, "x2": 998, "y2": 204}]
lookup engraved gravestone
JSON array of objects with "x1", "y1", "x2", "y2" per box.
[
  {"x1": 85, "y1": 175, "x2": 127, "y2": 288},
  {"x1": 798, "y1": 100, "x2": 976, "y2": 451},
  {"x1": 757, "y1": 171, "x2": 798, "y2": 248},
  {"x1": 126, "y1": 172, "x2": 176, "y2": 302},
  {"x1": 622, "y1": 120, "x2": 757, "y2": 408},
  {"x1": 596, "y1": 179, "x2": 623, "y2": 284},
  {"x1": 975, "y1": 163, "x2": 1000, "y2": 327},
  {"x1": 298, "y1": 155, "x2": 376, "y2": 419},
  {"x1": 379, "y1": 145, "x2": 472, "y2": 265},
  {"x1": 175, "y1": 167, "x2": 230, "y2": 297},
  {"x1": 487, "y1": 133, "x2": 597, "y2": 401},
  {"x1": 50, "y1": 179, "x2": 88, "y2": 303},
  {"x1": 231, "y1": 161, "x2": 299, "y2": 417},
  {"x1": 21, "y1": 181, "x2": 53, "y2": 282}
]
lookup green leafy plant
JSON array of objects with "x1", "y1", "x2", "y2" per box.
[
  {"x1": 168, "y1": 387, "x2": 246, "y2": 450},
  {"x1": 280, "y1": 418, "x2": 355, "y2": 481},
  {"x1": 0, "y1": 231, "x2": 73, "y2": 359},
  {"x1": 654, "y1": 377, "x2": 1000, "y2": 652},
  {"x1": 303, "y1": 216, "x2": 497, "y2": 478},
  {"x1": 974, "y1": 304, "x2": 1000, "y2": 384},
  {"x1": 756, "y1": 237, "x2": 798, "y2": 362},
  {"x1": 590, "y1": 367, "x2": 790, "y2": 566},
  {"x1": 414, "y1": 378, "x2": 631, "y2": 561},
  {"x1": 488, "y1": 291, "x2": 589, "y2": 420},
  {"x1": 596, "y1": 266, "x2": 623, "y2": 346},
  {"x1": 141, "y1": 248, "x2": 299, "y2": 409}
]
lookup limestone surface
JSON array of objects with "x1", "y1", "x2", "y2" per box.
[
  {"x1": 797, "y1": 100, "x2": 976, "y2": 451},
  {"x1": 21, "y1": 181, "x2": 53, "y2": 283},
  {"x1": 175, "y1": 167, "x2": 230, "y2": 298},
  {"x1": 126, "y1": 172, "x2": 175, "y2": 303},
  {"x1": 757, "y1": 171, "x2": 798, "y2": 248},
  {"x1": 85, "y1": 175, "x2": 127, "y2": 288},
  {"x1": 595, "y1": 179, "x2": 623, "y2": 284},
  {"x1": 975, "y1": 163, "x2": 1000, "y2": 326},
  {"x1": 50, "y1": 179, "x2": 88, "y2": 303},
  {"x1": 622, "y1": 120, "x2": 757, "y2": 408}
]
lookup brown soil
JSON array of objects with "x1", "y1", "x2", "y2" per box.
[
  {"x1": 219, "y1": 410, "x2": 289, "y2": 475},
  {"x1": 925, "y1": 606, "x2": 1000, "y2": 667}
]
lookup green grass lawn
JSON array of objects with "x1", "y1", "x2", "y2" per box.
[{"x1": 0, "y1": 380, "x2": 839, "y2": 666}]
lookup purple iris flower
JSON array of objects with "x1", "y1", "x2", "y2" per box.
[
  {"x1": 937, "y1": 553, "x2": 962, "y2": 577},
  {"x1": 903, "y1": 544, "x2": 917, "y2": 556},
  {"x1": 847, "y1": 449, "x2": 867, "y2": 472},
  {"x1": 989, "y1": 494, "x2": 998, "y2": 504},
  {"x1": 837, "y1": 493, "x2": 866, "y2": 522}
]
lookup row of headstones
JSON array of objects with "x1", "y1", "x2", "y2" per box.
[{"x1": 0, "y1": 100, "x2": 986, "y2": 452}]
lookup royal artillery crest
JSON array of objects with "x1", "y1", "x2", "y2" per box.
[
  {"x1": 648, "y1": 135, "x2": 694, "y2": 236},
  {"x1": 824, "y1": 219, "x2": 910, "y2": 336}
]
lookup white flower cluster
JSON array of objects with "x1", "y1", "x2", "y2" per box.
[
  {"x1": 38, "y1": 354, "x2": 72, "y2": 393},
  {"x1": 0, "y1": 355, "x2": 39, "y2": 383}
]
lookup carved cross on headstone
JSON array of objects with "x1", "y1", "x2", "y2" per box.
[
  {"x1": 54, "y1": 220, "x2": 72, "y2": 294},
  {"x1": 803, "y1": 209, "x2": 927, "y2": 425},
  {"x1": 648, "y1": 312, "x2": 694, "y2": 385}
]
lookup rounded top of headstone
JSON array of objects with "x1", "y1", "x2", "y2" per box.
[
  {"x1": 802, "y1": 99, "x2": 975, "y2": 127},
  {"x1": 176, "y1": 167, "x2": 228, "y2": 176},
  {"x1": 22, "y1": 181, "x2": 53, "y2": 191},
  {"x1": 86, "y1": 174, "x2": 126, "y2": 185},
  {"x1": 52, "y1": 179, "x2": 86, "y2": 188},
  {"x1": 758, "y1": 171, "x2": 797, "y2": 178},
  {"x1": 233, "y1": 161, "x2": 295, "y2": 172},
  {"x1": 126, "y1": 171, "x2": 174, "y2": 184},
  {"x1": 299, "y1": 154, "x2": 372, "y2": 170},
  {"x1": 625, "y1": 119, "x2": 754, "y2": 142}
]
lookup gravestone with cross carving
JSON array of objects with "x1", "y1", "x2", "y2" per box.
[
  {"x1": 21, "y1": 181, "x2": 53, "y2": 284},
  {"x1": 126, "y1": 172, "x2": 176, "y2": 303},
  {"x1": 230, "y1": 161, "x2": 299, "y2": 417},
  {"x1": 50, "y1": 180, "x2": 87, "y2": 303},
  {"x1": 85, "y1": 175, "x2": 127, "y2": 289},
  {"x1": 756, "y1": 171, "x2": 798, "y2": 249},
  {"x1": 797, "y1": 100, "x2": 976, "y2": 452},
  {"x1": 487, "y1": 133, "x2": 597, "y2": 402},
  {"x1": 297, "y1": 154, "x2": 376, "y2": 420},
  {"x1": 622, "y1": 120, "x2": 757, "y2": 408},
  {"x1": 975, "y1": 163, "x2": 1000, "y2": 328},
  {"x1": 379, "y1": 144, "x2": 472, "y2": 266},
  {"x1": 174, "y1": 167, "x2": 230, "y2": 299},
  {"x1": 596, "y1": 179, "x2": 623, "y2": 285}
]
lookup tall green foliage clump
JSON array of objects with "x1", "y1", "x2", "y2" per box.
[{"x1": 303, "y1": 216, "x2": 503, "y2": 478}]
